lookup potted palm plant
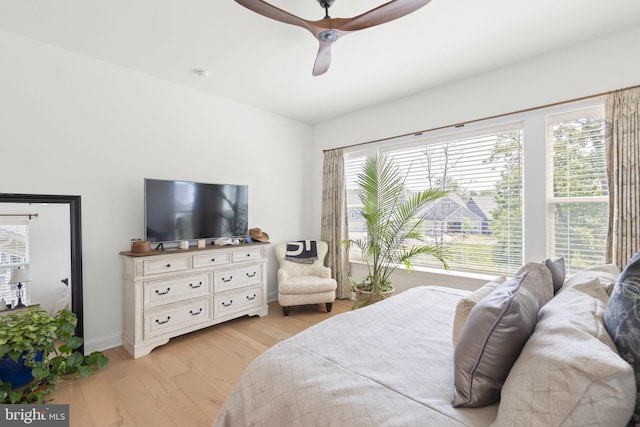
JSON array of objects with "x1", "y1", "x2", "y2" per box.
[
  {"x1": 0, "y1": 307, "x2": 109, "y2": 404},
  {"x1": 345, "y1": 154, "x2": 450, "y2": 308}
]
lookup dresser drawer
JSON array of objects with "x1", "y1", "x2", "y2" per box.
[
  {"x1": 193, "y1": 252, "x2": 231, "y2": 268},
  {"x1": 144, "y1": 274, "x2": 210, "y2": 309},
  {"x1": 143, "y1": 256, "x2": 191, "y2": 276},
  {"x1": 144, "y1": 299, "x2": 212, "y2": 339},
  {"x1": 232, "y1": 248, "x2": 264, "y2": 263},
  {"x1": 214, "y1": 264, "x2": 261, "y2": 293},
  {"x1": 214, "y1": 286, "x2": 262, "y2": 319}
]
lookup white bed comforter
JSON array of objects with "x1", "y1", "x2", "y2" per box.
[{"x1": 213, "y1": 286, "x2": 498, "y2": 427}]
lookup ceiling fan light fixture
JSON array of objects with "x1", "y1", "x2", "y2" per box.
[
  {"x1": 318, "y1": 30, "x2": 338, "y2": 43},
  {"x1": 234, "y1": 0, "x2": 432, "y2": 75}
]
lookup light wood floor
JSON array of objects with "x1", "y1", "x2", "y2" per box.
[{"x1": 48, "y1": 300, "x2": 352, "y2": 427}]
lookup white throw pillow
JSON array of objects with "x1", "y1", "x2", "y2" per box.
[
  {"x1": 557, "y1": 263, "x2": 620, "y2": 295},
  {"x1": 492, "y1": 278, "x2": 635, "y2": 427}
]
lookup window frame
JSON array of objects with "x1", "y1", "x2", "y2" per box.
[
  {"x1": 344, "y1": 97, "x2": 607, "y2": 278},
  {"x1": 545, "y1": 106, "x2": 608, "y2": 273}
]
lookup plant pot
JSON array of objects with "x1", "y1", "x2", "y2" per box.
[
  {"x1": 0, "y1": 351, "x2": 43, "y2": 389},
  {"x1": 354, "y1": 286, "x2": 395, "y2": 308}
]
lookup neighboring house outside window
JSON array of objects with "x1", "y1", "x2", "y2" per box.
[{"x1": 345, "y1": 100, "x2": 608, "y2": 277}]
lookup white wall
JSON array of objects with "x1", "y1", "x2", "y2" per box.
[
  {"x1": 310, "y1": 25, "x2": 640, "y2": 289},
  {"x1": 0, "y1": 30, "x2": 313, "y2": 352}
]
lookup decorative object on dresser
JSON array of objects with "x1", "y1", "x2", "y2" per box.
[
  {"x1": 120, "y1": 243, "x2": 269, "y2": 358},
  {"x1": 248, "y1": 227, "x2": 269, "y2": 242}
]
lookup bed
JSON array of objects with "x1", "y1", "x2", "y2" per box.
[
  {"x1": 213, "y1": 265, "x2": 637, "y2": 427},
  {"x1": 213, "y1": 286, "x2": 498, "y2": 426}
]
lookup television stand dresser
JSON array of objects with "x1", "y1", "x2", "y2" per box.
[{"x1": 120, "y1": 243, "x2": 269, "y2": 358}]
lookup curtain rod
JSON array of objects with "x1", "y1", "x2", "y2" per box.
[
  {"x1": 324, "y1": 83, "x2": 640, "y2": 152},
  {"x1": 0, "y1": 213, "x2": 39, "y2": 220}
]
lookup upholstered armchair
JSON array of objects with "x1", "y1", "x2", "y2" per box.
[{"x1": 275, "y1": 241, "x2": 337, "y2": 316}]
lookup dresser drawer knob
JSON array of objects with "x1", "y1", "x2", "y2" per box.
[
  {"x1": 246, "y1": 253, "x2": 251, "y2": 257},
  {"x1": 221, "y1": 300, "x2": 233, "y2": 307},
  {"x1": 189, "y1": 282, "x2": 203, "y2": 289},
  {"x1": 190, "y1": 308, "x2": 203, "y2": 316},
  {"x1": 155, "y1": 288, "x2": 171, "y2": 295},
  {"x1": 221, "y1": 276, "x2": 233, "y2": 283},
  {"x1": 246, "y1": 272, "x2": 256, "y2": 278},
  {"x1": 211, "y1": 258, "x2": 215, "y2": 262},
  {"x1": 246, "y1": 294, "x2": 257, "y2": 301},
  {"x1": 165, "y1": 263, "x2": 171, "y2": 268},
  {"x1": 155, "y1": 316, "x2": 171, "y2": 325}
]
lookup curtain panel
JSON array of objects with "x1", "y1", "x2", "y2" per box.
[
  {"x1": 320, "y1": 149, "x2": 351, "y2": 299},
  {"x1": 605, "y1": 87, "x2": 640, "y2": 268}
]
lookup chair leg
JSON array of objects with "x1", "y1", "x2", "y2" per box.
[
  {"x1": 282, "y1": 306, "x2": 290, "y2": 316},
  {"x1": 326, "y1": 302, "x2": 333, "y2": 313}
]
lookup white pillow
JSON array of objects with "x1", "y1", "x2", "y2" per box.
[
  {"x1": 558, "y1": 263, "x2": 620, "y2": 295},
  {"x1": 492, "y1": 278, "x2": 635, "y2": 427}
]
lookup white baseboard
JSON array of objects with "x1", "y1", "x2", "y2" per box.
[{"x1": 83, "y1": 332, "x2": 122, "y2": 355}]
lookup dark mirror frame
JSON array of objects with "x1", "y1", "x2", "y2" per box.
[{"x1": 0, "y1": 194, "x2": 83, "y2": 341}]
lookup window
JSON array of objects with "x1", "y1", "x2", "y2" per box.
[
  {"x1": 547, "y1": 107, "x2": 607, "y2": 274},
  {"x1": 345, "y1": 100, "x2": 609, "y2": 277},
  {"x1": 345, "y1": 152, "x2": 367, "y2": 258},
  {"x1": 347, "y1": 124, "x2": 524, "y2": 275},
  {"x1": 0, "y1": 220, "x2": 30, "y2": 307}
]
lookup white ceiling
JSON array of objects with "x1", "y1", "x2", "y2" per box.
[{"x1": 1, "y1": 0, "x2": 639, "y2": 124}]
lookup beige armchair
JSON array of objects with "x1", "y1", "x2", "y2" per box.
[{"x1": 275, "y1": 241, "x2": 337, "y2": 316}]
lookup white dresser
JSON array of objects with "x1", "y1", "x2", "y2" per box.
[{"x1": 120, "y1": 243, "x2": 269, "y2": 358}]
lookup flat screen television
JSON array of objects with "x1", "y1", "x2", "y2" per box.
[{"x1": 144, "y1": 178, "x2": 248, "y2": 243}]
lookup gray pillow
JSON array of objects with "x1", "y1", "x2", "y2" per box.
[
  {"x1": 452, "y1": 277, "x2": 507, "y2": 348},
  {"x1": 543, "y1": 256, "x2": 566, "y2": 293},
  {"x1": 452, "y1": 273, "x2": 539, "y2": 407},
  {"x1": 515, "y1": 262, "x2": 554, "y2": 308},
  {"x1": 604, "y1": 250, "x2": 640, "y2": 426}
]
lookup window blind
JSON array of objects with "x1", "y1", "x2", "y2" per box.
[
  {"x1": 346, "y1": 124, "x2": 524, "y2": 275},
  {"x1": 547, "y1": 107, "x2": 607, "y2": 274},
  {"x1": 0, "y1": 220, "x2": 30, "y2": 306},
  {"x1": 345, "y1": 152, "x2": 368, "y2": 259}
]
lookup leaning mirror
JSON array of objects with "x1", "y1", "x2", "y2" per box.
[{"x1": 0, "y1": 194, "x2": 83, "y2": 339}]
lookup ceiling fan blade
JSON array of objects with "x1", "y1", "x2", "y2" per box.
[
  {"x1": 312, "y1": 41, "x2": 333, "y2": 76},
  {"x1": 234, "y1": 0, "x2": 315, "y2": 34},
  {"x1": 337, "y1": 0, "x2": 432, "y2": 32}
]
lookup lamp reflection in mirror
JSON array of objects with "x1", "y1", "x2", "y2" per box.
[{"x1": 9, "y1": 268, "x2": 30, "y2": 308}]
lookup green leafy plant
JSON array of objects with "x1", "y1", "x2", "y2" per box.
[
  {"x1": 344, "y1": 154, "x2": 450, "y2": 307},
  {"x1": 0, "y1": 307, "x2": 109, "y2": 404}
]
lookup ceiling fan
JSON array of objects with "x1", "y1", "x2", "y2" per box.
[{"x1": 234, "y1": 0, "x2": 432, "y2": 76}]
